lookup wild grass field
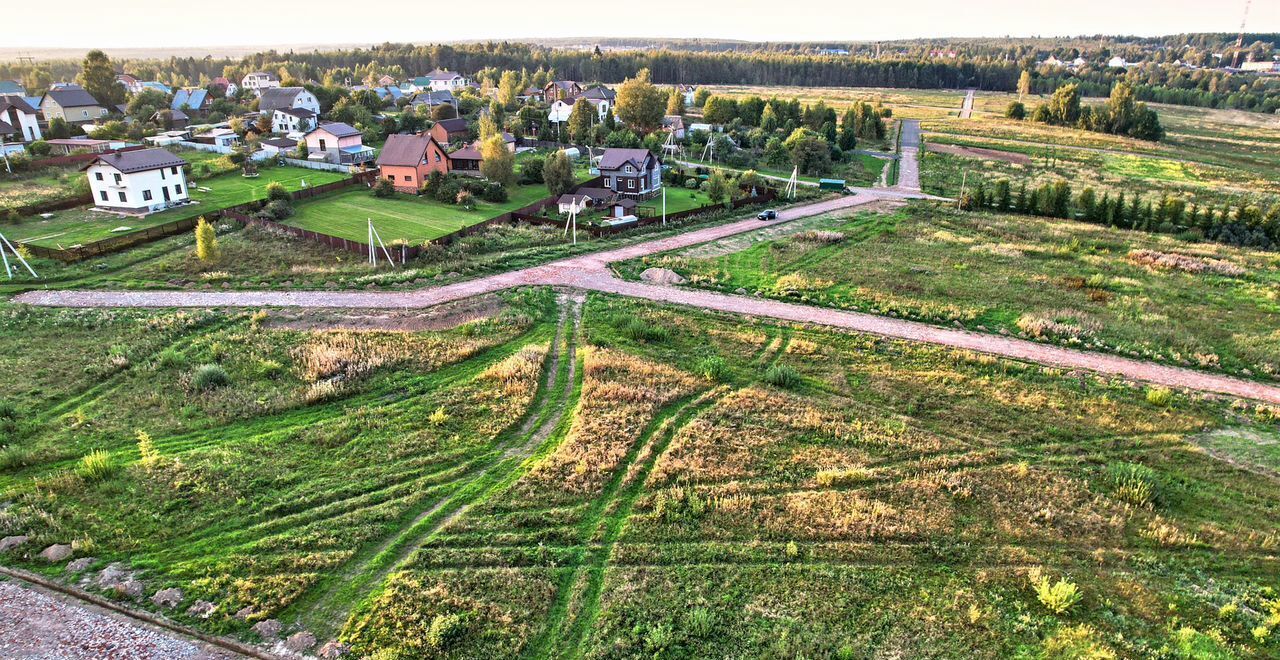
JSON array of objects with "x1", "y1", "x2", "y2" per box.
[
  {"x1": 1, "y1": 290, "x2": 1278, "y2": 658},
  {"x1": 619, "y1": 204, "x2": 1280, "y2": 381}
]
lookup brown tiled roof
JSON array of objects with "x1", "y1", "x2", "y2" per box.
[
  {"x1": 447, "y1": 143, "x2": 482, "y2": 161},
  {"x1": 434, "y1": 118, "x2": 468, "y2": 133},
  {"x1": 377, "y1": 133, "x2": 435, "y2": 167}
]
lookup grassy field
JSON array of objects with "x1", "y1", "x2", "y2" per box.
[
  {"x1": 919, "y1": 101, "x2": 1280, "y2": 206},
  {"x1": 704, "y1": 84, "x2": 964, "y2": 125},
  {"x1": 619, "y1": 204, "x2": 1280, "y2": 381},
  {"x1": 1, "y1": 290, "x2": 1278, "y2": 657},
  {"x1": 5, "y1": 166, "x2": 348, "y2": 249},
  {"x1": 0, "y1": 166, "x2": 88, "y2": 213},
  {"x1": 284, "y1": 182, "x2": 557, "y2": 244}
]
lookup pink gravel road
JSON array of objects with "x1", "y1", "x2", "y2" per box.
[{"x1": 15, "y1": 191, "x2": 1280, "y2": 405}]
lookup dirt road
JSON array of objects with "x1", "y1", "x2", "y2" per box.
[
  {"x1": 15, "y1": 190, "x2": 1280, "y2": 405},
  {"x1": 959, "y1": 89, "x2": 976, "y2": 119}
]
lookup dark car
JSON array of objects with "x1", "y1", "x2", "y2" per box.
[{"x1": 757, "y1": 209, "x2": 778, "y2": 220}]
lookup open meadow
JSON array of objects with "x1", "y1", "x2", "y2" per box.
[
  {"x1": 1, "y1": 288, "x2": 1278, "y2": 658},
  {"x1": 620, "y1": 204, "x2": 1280, "y2": 382}
]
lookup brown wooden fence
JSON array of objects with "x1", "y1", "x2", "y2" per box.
[
  {"x1": 28, "y1": 144, "x2": 147, "y2": 169},
  {"x1": 20, "y1": 172, "x2": 375, "y2": 262}
]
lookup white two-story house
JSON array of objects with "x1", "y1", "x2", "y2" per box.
[
  {"x1": 241, "y1": 71, "x2": 281, "y2": 93},
  {"x1": 273, "y1": 107, "x2": 316, "y2": 136},
  {"x1": 259, "y1": 87, "x2": 321, "y2": 117},
  {"x1": 0, "y1": 96, "x2": 42, "y2": 142},
  {"x1": 85, "y1": 148, "x2": 190, "y2": 214}
]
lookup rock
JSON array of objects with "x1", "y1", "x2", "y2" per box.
[
  {"x1": 446, "y1": 272, "x2": 460, "y2": 278},
  {"x1": 114, "y1": 578, "x2": 144, "y2": 599},
  {"x1": 734, "y1": 288, "x2": 748, "y2": 295},
  {"x1": 639, "y1": 268, "x2": 687, "y2": 286},
  {"x1": 317, "y1": 641, "x2": 351, "y2": 658},
  {"x1": 280, "y1": 281, "x2": 293, "y2": 287},
  {"x1": 186, "y1": 600, "x2": 216, "y2": 619},
  {"x1": 151, "y1": 587, "x2": 183, "y2": 609},
  {"x1": 65, "y1": 557, "x2": 96, "y2": 574},
  {"x1": 324, "y1": 281, "x2": 338, "y2": 289},
  {"x1": 251, "y1": 619, "x2": 282, "y2": 639},
  {"x1": 0, "y1": 535, "x2": 28, "y2": 553},
  {"x1": 93, "y1": 562, "x2": 133, "y2": 589},
  {"x1": 39, "y1": 544, "x2": 73, "y2": 563},
  {"x1": 234, "y1": 606, "x2": 256, "y2": 621},
  {"x1": 285, "y1": 631, "x2": 317, "y2": 652}
]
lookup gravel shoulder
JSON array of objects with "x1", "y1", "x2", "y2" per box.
[{"x1": 0, "y1": 579, "x2": 244, "y2": 659}]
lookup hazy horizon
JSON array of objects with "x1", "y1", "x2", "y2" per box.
[{"x1": 5, "y1": 0, "x2": 1277, "y2": 53}]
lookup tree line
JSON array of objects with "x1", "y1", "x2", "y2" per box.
[{"x1": 964, "y1": 178, "x2": 1280, "y2": 251}]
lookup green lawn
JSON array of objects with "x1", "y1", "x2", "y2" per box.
[
  {"x1": 6, "y1": 166, "x2": 348, "y2": 249},
  {"x1": 285, "y1": 182, "x2": 557, "y2": 244}
]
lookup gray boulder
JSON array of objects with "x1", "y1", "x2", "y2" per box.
[
  {"x1": 285, "y1": 631, "x2": 317, "y2": 652},
  {"x1": 152, "y1": 587, "x2": 183, "y2": 609},
  {"x1": 640, "y1": 268, "x2": 687, "y2": 286},
  {"x1": 39, "y1": 544, "x2": 72, "y2": 563},
  {"x1": 65, "y1": 557, "x2": 96, "y2": 574},
  {"x1": 251, "y1": 619, "x2": 282, "y2": 639},
  {"x1": 317, "y1": 641, "x2": 351, "y2": 658},
  {"x1": 0, "y1": 535, "x2": 28, "y2": 552},
  {"x1": 186, "y1": 600, "x2": 216, "y2": 619}
]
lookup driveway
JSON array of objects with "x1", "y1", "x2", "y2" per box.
[{"x1": 894, "y1": 119, "x2": 923, "y2": 192}]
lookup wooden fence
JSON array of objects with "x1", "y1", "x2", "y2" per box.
[
  {"x1": 27, "y1": 144, "x2": 146, "y2": 169},
  {"x1": 20, "y1": 172, "x2": 375, "y2": 262}
]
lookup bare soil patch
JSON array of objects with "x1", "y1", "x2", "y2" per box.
[
  {"x1": 926, "y1": 142, "x2": 1031, "y2": 165},
  {"x1": 265, "y1": 294, "x2": 508, "y2": 332}
]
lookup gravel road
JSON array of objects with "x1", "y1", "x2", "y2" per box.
[{"x1": 0, "y1": 581, "x2": 242, "y2": 659}]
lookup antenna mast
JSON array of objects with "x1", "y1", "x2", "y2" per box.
[{"x1": 1232, "y1": 0, "x2": 1253, "y2": 69}]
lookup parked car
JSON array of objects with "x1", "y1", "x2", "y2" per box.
[{"x1": 757, "y1": 209, "x2": 778, "y2": 220}]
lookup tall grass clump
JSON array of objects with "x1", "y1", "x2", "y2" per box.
[
  {"x1": 1030, "y1": 569, "x2": 1082, "y2": 615},
  {"x1": 1145, "y1": 387, "x2": 1173, "y2": 407},
  {"x1": 1106, "y1": 462, "x2": 1159, "y2": 507},
  {"x1": 622, "y1": 317, "x2": 670, "y2": 343},
  {"x1": 695, "y1": 355, "x2": 728, "y2": 382},
  {"x1": 77, "y1": 450, "x2": 117, "y2": 482},
  {"x1": 135, "y1": 429, "x2": 159, "y2": 469},
  {"x1": 191, "y1": 364, "x2": 230, "y2": 391},
  {"x1": 763, "y1": 364, "x2": 801, "y2": 389}
]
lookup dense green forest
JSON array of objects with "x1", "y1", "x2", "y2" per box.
[{"x1": 2, "y1": 36, "x2": 1278, "y2": 112}]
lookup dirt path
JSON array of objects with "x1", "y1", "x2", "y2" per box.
[
  {"x1": 15, "y1": 190, "x2": 1280, "y2": 406},
  {"x1": 959, "y1": 89, "x2": 976, "y2": 119}
]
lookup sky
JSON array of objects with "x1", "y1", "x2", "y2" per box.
[{"x1": 5, "y1": 0, "x2": 1278, "y2": 50}]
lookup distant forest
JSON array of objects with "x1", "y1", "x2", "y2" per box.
[{"x1": 2, "y1": 35, "x2": 1278, "y2": 113}]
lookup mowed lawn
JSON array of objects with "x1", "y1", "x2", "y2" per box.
[
  {"x1": 284, "y1": 183, "x2": 555, "y2": 244},
  {"x1": 8, "y1": 166, "x2": 348, "y2": 249}
]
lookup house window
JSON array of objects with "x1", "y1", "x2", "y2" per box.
[
  {"x1": 99, "y1": 190, "x2": 107, "y2": 201},
  {"x1": 95, "y1": 172, "x2": 103, "y2": 181},
  {"x1": 628, "y1": 179, "x2": 636, "y2": 190},
  {"x1": 174, "y1": 184, "x2": 182, "y2": 195},
  {"x1": 171, "y1": 166, "x2": 178, "y2": 175},
  {"x1": 603, "y1": 177, "x2": 611, "y2": 187},
  {"x1": 118, "y1": 191, "x2": 127, "y2": 203},
  {"x1": 113, "y1": 173, "x2": 122, "y2": 184},
  {"x1": 624, "y1": 165, "x2": 633, "y2": 174},
  {"x1": 403, "y1": 175, "x2": 411, "y2": 182},
  {"x1": 143, "y1": 190, "x2": 153, "y2": 201},
  {"x1": 160, "y1": 168, "x2": 166, "y2": 180}
]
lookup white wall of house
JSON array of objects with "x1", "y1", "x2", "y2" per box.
[
  {"x1": 273, "y1": 110, "x2": 312, "y2": 134},
  {"x1": 290, "y1": 90, "x2": 321, "y2": 114},
  {"x1": 242, "y1": 74, "x2": 281, "y2": 92},
  {"x1": 87, "y1": 163, "x2": 190, "y2": 213},
  {"x1": 4, "y1": 108, "x2": 41, "y2": 142},
  {"x1": 430, "y1": 77, "x2": 468, "y2": 91}
]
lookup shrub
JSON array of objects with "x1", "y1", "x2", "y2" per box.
[
  {"x1": 684, "y1": 177, "x2": 699, "y2": 189},
  {"x1": 425, "y1": 613, "x2": 467, "y2": 650},
  {"x1": 1146, "y1": 387, "x2": 1173, "y2": 407},
  {"x1": 428, "y1": 406, "x2": 450, "y2": 426},
  {"x1": 455, "y1": 189, "x2": 475, "y2": 210},
  {"x1": 0, "y1": 445, "x2": 33, "y2": 470},
  {"x1": 480, "y1": 183, "x2": 507, "y2": 203},
  {"x1": 77, "y1": 450, "x2": 117, "y2": 481},
  {"x1": 686, "y1": 607, "x2": 714, "y2": 637},
  {"x1": 256, "y1": 359, "x2": 284, "y2": 379},
  {"x1": 372, "y1": 177, "x2": 395, "y2": 198},
  {"x1": 1030, "y1": 570, "x2": 1082, "y2": 615},
  {"x1": 191, "y1": 364, "x2": 230, "y2": 391},
  {"x1": 157, "y1": 347, "x2": 186, "y2": 370},
  {"x1": 695, "y1": 356, "x2": 728, "y2": 382},
  {"x1": 0, "y1": 400, "x2": 16, "y2": 419},
  {"x1": 265, "y1": 181, "x2": 290, "y2": 201},
  {"x1": 763, "y1": 364, "x2": 801, "y2": 389}
]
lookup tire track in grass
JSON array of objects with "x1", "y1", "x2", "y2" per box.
[
  {"x1": 293, "y1": 296, "x2": 584, "y2": 638},
  {"x1": 528, "y1": 387, "x2": 726, "y2": 659}
]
